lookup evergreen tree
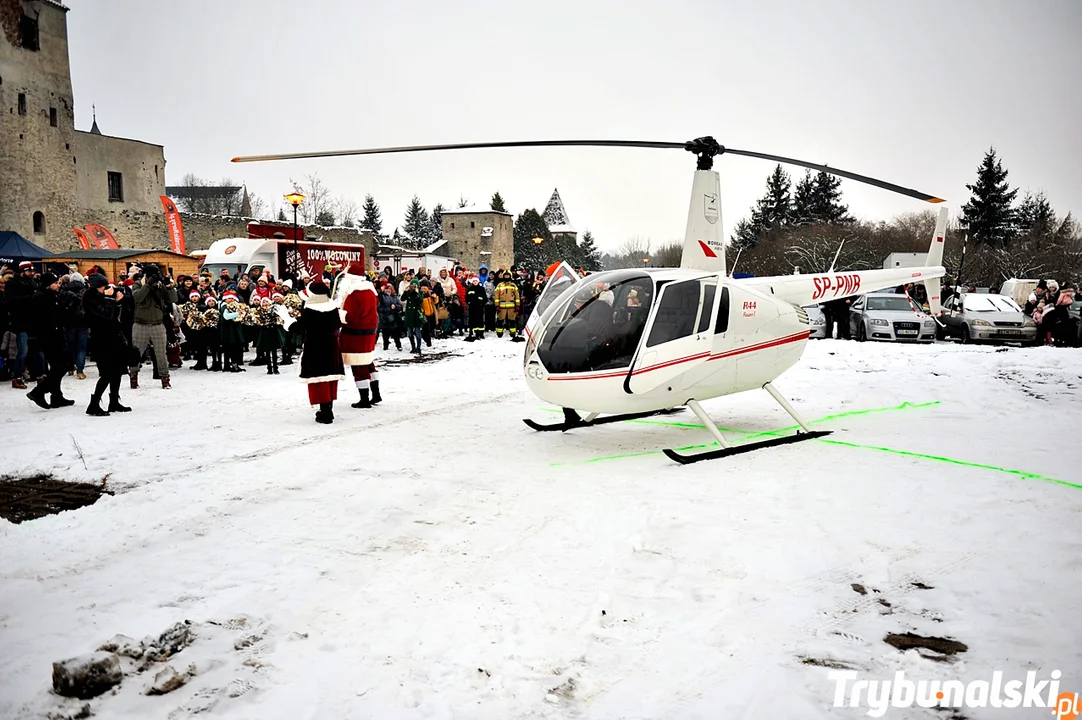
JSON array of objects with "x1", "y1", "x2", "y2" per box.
[
  {"x1": 403, "y1": 195, "x2": 429, "y2": 248},
  {"x1": 578, "y1": 230, "x2": 603, "y2": 271},
  {"x1": 428, "y1": 203, "x2": 445, "y2": 244},
  {"x1": 810, "y1": 170, "x2": 853, "y2": 223},
  {"x1": 1015, "y1": 190, "x2": 1055, "y2": 238},
  {"x1": 960, "y1": 147, "x2": 1018, "y2": 246},
  {"x1": 791, "y1": 170, "x2": 817, "y2": 226},
  {"x1": 277, "y1": 207, "x2": 287, "y2": 222},
  {"x1": 490, "y1": 191, "x2": 507, "y2": 212},
  {"x1": 315, "y1": 208, "x2": 336, "y2": 226},
  {"x1": 513, "y1": 209, "x2": 553, "y2": 270},
  {"x1": 730, "y1": 165, "x2": 791, "y2": 250},
  {"x1": 361, "y1": 194, "x2": 383, "y2": 238}
]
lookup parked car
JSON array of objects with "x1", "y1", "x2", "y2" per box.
[
  {"x1": 805, "y1": 305, "x2": 829, "y2": 339},
  {"x1": 848, "y1": 293, "x2": 936, "y2": 343},
  {"x1": 938, "y1": 293, "x2": 1037, "y2": 344}
]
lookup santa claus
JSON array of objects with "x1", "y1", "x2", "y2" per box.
[{"x1": 332, "y1": 261, "x2": 382, "y2": 408}]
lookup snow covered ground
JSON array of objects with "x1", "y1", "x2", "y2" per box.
[{"x1": 1, "y1": 337, "x2": 1080, "y2": 719}]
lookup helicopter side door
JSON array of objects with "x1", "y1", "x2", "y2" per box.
[{"x1": 625, "y1": 275, "x2": 719, "y2": 395}]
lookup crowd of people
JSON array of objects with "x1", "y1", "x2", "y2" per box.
[{"x1": 0, "y1": 256, "x2": 562, "y2": 420}]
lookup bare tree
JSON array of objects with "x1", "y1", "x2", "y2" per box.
[
  {"x1": 287, "y1": 173, "x2": 332, "y2": 224},
  {"x1": 334, "y1": 196, "x2": 359, "y2": 226}
]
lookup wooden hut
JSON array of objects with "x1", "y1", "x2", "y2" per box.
[{"x1": 47, "y1": 249, "x2": 200, "y2": 283}]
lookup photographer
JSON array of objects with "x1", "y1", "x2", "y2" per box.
[{"x1": 127, "y1": 263, "x2": 177, "y2": 389}]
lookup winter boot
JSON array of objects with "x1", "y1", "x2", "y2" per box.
[
  {"x1": 464, "y1": 333, "x2": 476, "y2": 342},
  {"x1": 271, "y1": 354, "x2": 279, "y2": 375},
  {"x1": 161, "y1": 377, "x2": 171, "y2": 389},
  {"x1": 50, "y1": 393, "x2": 76, "y2": 408},
  {"x1": 315, "y1": 401, "x2": 333, "y2": 424},
  {"x1": 108, "y1": 394, "x2": 131, "y2": 413},
  {"x1": 352, "y1": 389, "x2": 372, "y2": 409},
  {"x1": 86, "y1": 394, "x2": 109, "y2": 417},
  {"x1": 210, "y1": 356, "x2": 223, "y2": 372},
  {"x1": 129, "y1": 372, "x2": 138, "y2": 389},
  {"x1": 26, "y1": 385, "x2": 50, "y2": 409},
  {"x1": 12, "y1": 377, "x2": 27, "y2": 389},
  {"x1": 370, "y1": 381, "x2": 382, "y2": 404},
  {"x1": 280, "y1": 352, "x2": 293, "y2": 365}
]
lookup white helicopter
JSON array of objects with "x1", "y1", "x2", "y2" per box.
[{"x1": 232, "y1": 137, "x2": 949, "y2": 463}]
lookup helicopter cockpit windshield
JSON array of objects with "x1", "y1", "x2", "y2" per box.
[{"x1": 535, "y1": 270, "x2": 655, "y2": 374}]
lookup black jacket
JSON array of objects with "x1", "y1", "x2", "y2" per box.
[
  {"x1": 83, "y1": 289, "x2": 129, "y2": 369},
  {"x1": 4, "y1": 274, "x2": 37, "y2": 333},
  {"x1": 28, "y1": 288, "x2": 66, "y2": 348}
]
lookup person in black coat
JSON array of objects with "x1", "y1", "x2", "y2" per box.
[
  {"x1": 465, "y1": 277, "x2": 487, "y2": 341},
  {"x1": 82, "y1": 274, "x2": 133, "y2": 416},
  {"x1": 279, "y1": 280, "x2": 345, "y2": 424},
  {"x1": 25, "y1": 273, "x2": 75, "y2": 409}
]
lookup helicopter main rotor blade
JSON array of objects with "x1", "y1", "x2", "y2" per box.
[
  {"x1": 231, "y1": 139, "x2": 687, "y2": 164},
  {"x1": 721, "y1": 147, "x2": 945, "y2": 204}
]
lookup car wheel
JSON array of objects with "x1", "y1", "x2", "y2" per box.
[
  {"x1": 857, "y1": 323, "x2": 867, "y2": 342},
  {"x1": 961, "y1": 325, "x2": 971, "y2": 344}
]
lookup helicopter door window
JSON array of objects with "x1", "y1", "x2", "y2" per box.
[
  {"x1": 714, "y1": 287, "x2": 730, "y2": 334},
  {"x1": 696, "y1": 282, "x2": 716, "y2": 334},
  {"x1": 646, "y1": 279, "x2": 702, "y2": 348}
]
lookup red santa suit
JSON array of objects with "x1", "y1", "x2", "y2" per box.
[{"x1": 333, "y1": 262, "x2": 382, "y2": 408}]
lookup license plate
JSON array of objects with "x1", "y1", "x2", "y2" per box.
[
  {"x1": 897, "y1": 329, "x2": 918, "y2": 335},
  {"x1": 1001, "y1": 329, "x2": 1020, "y2": 335}
]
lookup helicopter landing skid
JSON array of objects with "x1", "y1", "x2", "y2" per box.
[
  {"x1": 662, "y1": 430, "x2": 832, "y2": 464},
  {"x1": 523, "y1": 407, "x2": 684, "y2": 432}
]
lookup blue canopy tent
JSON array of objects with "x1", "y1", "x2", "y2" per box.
[{"x1": 0, "y1": 231, "x2": 54, "y2": 272}]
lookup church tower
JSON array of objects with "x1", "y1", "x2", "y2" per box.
[
  {"x1": 0, "y1": 0, "x2": 78, "y2": 248},
  {"x1": 542, "y1": 188, "x2": 577, "y2": 245}
]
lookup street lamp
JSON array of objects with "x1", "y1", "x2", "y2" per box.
[
  {"x1": 284, "y1": 191, "x2": 306, "y2": 280},
  {"x1": 531, "y1": 236, "x2": 544, "y2": 246},
  {"x1": 642, "y1": 257, "x2": 650, "y2": 265}
]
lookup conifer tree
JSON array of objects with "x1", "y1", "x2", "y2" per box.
[
  {"x1": 428, "y1": 203, "x2": 445, "y2": 244},
  {"x1": 513, "y1": 209, "x2": 552, "y2": 270},
  {"x1": 578, "y1": 230, "x2": 603, "y2": 271},
  {"x1": 361, "y1": 194, "x2": 383, "y2": 238},
  {"x1": 1015, "y1": 190, "x2": 1055, "y2": 238},
  {"x1": 490, "y1": 191, "x2": 507, "y2": 212},
  {"x1": 277, "y1": 207, "x2": 287, "y2": 222},
  {"x1": 810, "y1": 170, "x2": 853, "y2": 223},
  {"x1": 791, "y1": 170, "x2": 817, "y2": 226},
  {"x1": 730, "y1": 165, "x2": 791, "y2": 250},
  {"x1": 315, "y1": 209, "x2": 336, "y2": 226},
  {"x1": 960, "y1": 147, "x2": 1018, "y2": 246},
  {"x1": 403, "y1": 195, "x2": 429, "y2": 248}
]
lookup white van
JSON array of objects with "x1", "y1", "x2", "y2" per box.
[{"x1": 998, "y1": 278, "x2": 1042, "y2": 306}]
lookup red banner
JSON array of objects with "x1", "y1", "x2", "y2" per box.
[
  {"x1": 276, "y1": 242, "x2": 365, "y2": 281},
  {"x1": 159, "y1": 196, "x2": 186, "y2": 255},
  {"x1": 73, "y1": 227, "x2": 92, "y2": 250},
  {"x1": 85, "y1": 224, "x2": 119, "y2": 250},
  {"x1": 248, "y1": 222, "x2": 304, "y2": 241}
]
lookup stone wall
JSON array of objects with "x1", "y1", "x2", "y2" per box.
[
  {"x1": 442, "y1": 210, "x2": 514, "y2": 271},
  {"x1": 75, "y1": 130, "x2": 165, "y2": 214},
  {"x1": 0, "y1": 0, "x2": 77, "y2": 248}
]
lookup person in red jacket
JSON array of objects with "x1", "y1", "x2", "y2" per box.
[{"x1": 332, "y1": 262, "x2": 382, "y2": 408}]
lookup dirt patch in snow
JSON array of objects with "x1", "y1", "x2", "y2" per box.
[
  {"x1": 883, "y1": 632, "x2": 967, "y2": 655},
  {"x1": 0, "y1": 474, "x2": 112, "y2": 524},
  {"x1": 379, "y1": 351, "x2": 458, "y2": 366}
]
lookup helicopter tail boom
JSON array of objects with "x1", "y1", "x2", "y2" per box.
[{"x1": 678, "y1": 170, "x2": 727, "y2": 274}]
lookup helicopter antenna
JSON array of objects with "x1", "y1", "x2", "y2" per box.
[
  {"x1": 827, "y1": 239, "x2": 846, "y2": 273},
  {"x1": 728, "y1": 247, "x2": 742, "y2": 277}
]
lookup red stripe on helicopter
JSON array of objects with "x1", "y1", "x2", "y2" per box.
[
  {"x1": 707, "y1": 330, "x2": 811, "y2": 361},
  {"x1": 544, "y1": 330, "x2": 810, "y2": 381},
  {"x1": 697, "y1": 240, "x2": 717, "y2": 258}
]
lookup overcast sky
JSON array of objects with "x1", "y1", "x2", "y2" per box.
[{"x1": 67, "y1": 0, "x2": 1081, "y2": 253}]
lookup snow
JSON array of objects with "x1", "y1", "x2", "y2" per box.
[
  {"x1": 441, "y1": 206, "x2": 511, "y2": 216},
  {"x1": 1, "y1": 338, "x2": 1081, "y2": 719}
]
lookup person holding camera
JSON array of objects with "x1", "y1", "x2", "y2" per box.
[
  {"x1": 127, "y1": 263, "x2": 177, "y2": 389},
  {"x1": 82, "y1": 274, "x2": 132, "y2": 415}
]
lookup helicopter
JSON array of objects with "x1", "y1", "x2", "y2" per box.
[{"x1": 232, "y1": 136, "x2": 949, "y2": 463}]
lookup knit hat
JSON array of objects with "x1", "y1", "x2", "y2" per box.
[
  {"x1": 410, "y1": 278, "x2": 420, "y2": 286},
  {"x1": 19, "y1": 261, "x2": 33, "y2": 270},
  {"x1": 87, "y1": 273, "x2": 109, "y2": 289},
  {"x1": 70, "y1": 272, "x2": 84, "y2": 283},
  {"x1": 308, "y1": 279, "x2": 330, "y2": 296},
  {"x1": 40, "y1": 272, "x2": 58, "y2": 286}
]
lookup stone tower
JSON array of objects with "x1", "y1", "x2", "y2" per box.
[
  {"x1": 0, "y1": 0, "x2": 78, "y2": 248},
  {"x1": 441, "y1": 205, "x2": 514, "y2": 270}
]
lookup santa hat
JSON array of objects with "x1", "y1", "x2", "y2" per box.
[
  {"x1": 205, "y1": 296, "x2": 217, "y2": 304},
  {"x1": 272, "y1": 292, "x2": 284, "y2": 300},
  {"x1": 19, "y1": 261, "x2": 33, "y2": 270},
  {"x1": 347, "y1": 261, "x2": 366, "y2": 276},
  {"x1": 223, "y1": 291, "x2": 238, "y2": 301},
  {"x1": 189, "y1": 290, "x2": 201, "y2": 299},
  {"x1": 260, "y1": 295, "x2": 272, "y2": 303}
]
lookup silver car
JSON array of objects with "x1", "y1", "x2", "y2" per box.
[
  {"x1": 849, "y1": 292, "x2": 936, "y2": 343},
  {"x1": 804, "y1": 305, "x2": 829, "y2": 339},
  {"x1": 938, "y1": 293, "x2": 1037, "y2": 344}
]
